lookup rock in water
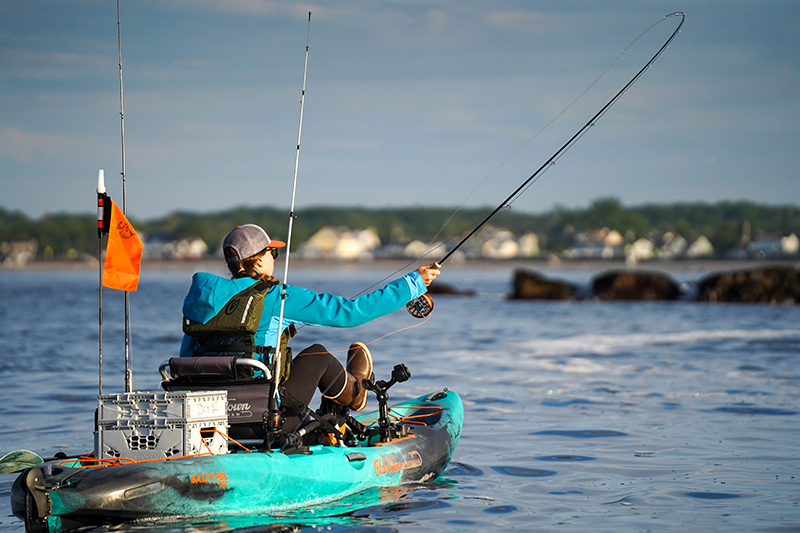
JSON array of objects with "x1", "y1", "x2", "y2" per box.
[
  {"x1": 427, "y1": 281, "x2": 475, "y2": 296},
  {"x1": 510, "y1": 269, "x2": 577, "y2": 300},
  {"x1": 698, "y1": 266, "x2": 800, "y2": 304},
  {"x1": 592, "y1": 270, "x2": 680, "y2": 301}
]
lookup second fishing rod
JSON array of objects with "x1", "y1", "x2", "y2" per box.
[{"x1": 266, "y1": 11, "x2": 312, "y2": 436}]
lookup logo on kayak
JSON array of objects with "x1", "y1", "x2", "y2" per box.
[
  {"x1": 191, "y1": 471, "x2": 229, "y2": 488},
  {"x1": 374, "y1": 451, "x2": 422, "y2": 477}
]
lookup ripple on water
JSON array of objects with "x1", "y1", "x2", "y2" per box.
[
  {"x1": 472, "y1": 397, "x2": 516, "y2": 405},
  {"x1": 484, "y1": 505, "x2": 518, "y2": 514},
  {"x1": 304, "y1": 526, "x2": 398, "y2": 533},
  {"x1": 714, "y1": 406, "x2": 798, "y2": 416},
  {"x1": 541, "y1": 399, "x2": 609, "y2": 407},
  {"x1": 536, "y1": 455, "x2": 596, "y2": 462},
  {"x1": 42, "y1": 393, "x2": 96, "y2": 403},
  {"x1": 443, "y1": 462, "x2": 484, "y2": 476},
  {"x1": 736, "y1": 365, "x2": 765, "y2": 371},
  {"x1": 352, "y1": 499, "x2": 452, "y2": 519},
  {"x1": 531, "y1": 430, "x2": 628, "y2": 438},
  {"x1": 490, "y1": 466, "x2": 557, "y2": 477},
  {"x1": 685, "y1": 491, "x2": 742, "y2": 500}
]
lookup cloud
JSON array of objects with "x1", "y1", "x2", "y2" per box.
[
  {"x1": 484, "y1": 10, "x2": 556, "y2": 32},
  {"x1": 0, "y1": 128, "x2": 64, "y2": 161},
  {"x1": 1, "y1": 48, "x2": 112, "y2": 82},
  {"x1": 166, "y1": 0, "x2": 320, "y2": 19}
]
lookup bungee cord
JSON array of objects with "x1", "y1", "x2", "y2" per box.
[{"x1": 419, "y1": 13, "x2": 675, "y2": 256}]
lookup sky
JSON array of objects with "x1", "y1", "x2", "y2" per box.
[{"x1": 1, "y1": 0, "x2": 798, "y2": 221}]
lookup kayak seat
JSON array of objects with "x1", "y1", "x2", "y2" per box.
[{"x1": 160, "y1": 356, "x2": 273, "y2": 440}]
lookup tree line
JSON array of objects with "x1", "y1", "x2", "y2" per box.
[{"x1": 2, "y1": 198, "x2": 799, "y2": 259}]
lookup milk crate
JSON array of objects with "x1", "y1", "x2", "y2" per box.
[
  {"x1": 94, "y1": 390, "x2": 229, "y2": 461},
  {"x1": 97, "y1": 390, "x2": 228, "y2": 425}
]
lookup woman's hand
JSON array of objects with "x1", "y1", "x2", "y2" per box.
[{"x1": 416, "y1": 263, "x2": 441, "y2": 286}]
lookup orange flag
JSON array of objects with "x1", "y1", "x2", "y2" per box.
[{"x1": 102, "y1": 199, "x2": 143, "y2": 291}]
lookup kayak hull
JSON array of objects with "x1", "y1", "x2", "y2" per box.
[{"x1": 12, "y1": 389, "x2": 462, "y2": 533}]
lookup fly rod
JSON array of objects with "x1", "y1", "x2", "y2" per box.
[
  {"x1": 267, "y1": 11, "x2": 312, "y2": 435},
  {"x1": 407, "y1": 12, "x2": 685, "y2": 318}
]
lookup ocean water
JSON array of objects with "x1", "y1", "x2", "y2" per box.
[{"x1": 1, "y1": 263, "x2": 798, "y2": 532}]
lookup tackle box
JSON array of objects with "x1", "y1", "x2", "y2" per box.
[{"x1": 94, "y1": 390, "x2": 229, "y2": 461}]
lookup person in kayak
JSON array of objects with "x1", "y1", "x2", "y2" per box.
[{"x1": 180, "y1": 223, "x2": 440, "y2": 429}]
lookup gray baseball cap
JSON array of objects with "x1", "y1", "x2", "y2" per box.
[{"x1": 223, "y1": 224, "x2": 285, "y2": 263}]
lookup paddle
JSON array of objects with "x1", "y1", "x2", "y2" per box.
[{"x1": 0, "y1": 450, "x2": 44, "y2": 474}]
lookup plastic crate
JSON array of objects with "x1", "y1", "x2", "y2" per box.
[
  {"x1": 97, "y1": 390, "x2": 228, "y2": 425},
  {"x1": 95, "y1": 419, "x2": 229, "y2": 461},
  {"x1": 94, "y1": 391, "x2": 229, "y2": 461}
]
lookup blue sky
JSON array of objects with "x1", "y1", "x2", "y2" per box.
[{"x1": 1, "y1": 1, "x2": 798, "y2": 220}]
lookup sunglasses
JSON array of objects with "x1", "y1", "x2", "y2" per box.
[{"x1": 267, "y1": 248, "x2": 279, "y2": 259}]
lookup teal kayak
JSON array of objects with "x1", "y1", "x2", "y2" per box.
[{"x1": 11, "y1": 389, "x2": 462, "y2": 533}]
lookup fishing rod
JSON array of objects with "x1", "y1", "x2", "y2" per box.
[
  {"x1": 115, "y1": 0, "x2": 135, "y2": 392},
  {"x1": 406, "y1": 12, "x2": 685, "y2": 318},
  {"x1": 267, "y1": 12, "x2": 312, "y2": 435}
]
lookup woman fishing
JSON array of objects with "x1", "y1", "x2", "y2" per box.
[{"x1": 179, "y1": 223, "x2": 440, "y2": 429}]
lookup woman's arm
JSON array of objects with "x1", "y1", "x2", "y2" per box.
[{"x1": 279, "y1": 271, "x2": 428, "y2": 328}]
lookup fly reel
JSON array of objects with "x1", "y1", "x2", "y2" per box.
[{"x1": 406, "y1": 293, "x2": 434, "y2": 318}]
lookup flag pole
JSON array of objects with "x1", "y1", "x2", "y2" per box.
[{"x1": 97, "y1": 170, "x2": 107, "y2": 395}]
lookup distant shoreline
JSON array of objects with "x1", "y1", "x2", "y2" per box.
[{"x1": 4, "y1": 257, "x2": 798, "y2": 274}]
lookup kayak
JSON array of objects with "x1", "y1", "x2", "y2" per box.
[{"x1": 10, "y1": 388, "x2": 462, "y2": 533}]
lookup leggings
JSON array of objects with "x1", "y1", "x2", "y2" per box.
[{"x1": 281, "y1": 344, "x2": 346, "y2": 431}]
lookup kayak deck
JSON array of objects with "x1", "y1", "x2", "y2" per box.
[{"x1": 13, "y1": 389, "x2": 462, "y2": 533}]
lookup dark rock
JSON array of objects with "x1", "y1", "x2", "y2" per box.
[
  {"x1": 592, "y1": 270, "x2": 680, "y2": 301},
  {"x1": 510, "y1": 269, "x2": 577, "y2": 300},
  {"x1": 427, "y1": 281, "x2": 475, "y2": 296},
  {"x1": 698, "y1": 266, "x2": 800, "y2": 304}
]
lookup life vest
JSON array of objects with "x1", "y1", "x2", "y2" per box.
[{"x1": 182, "y1": 279, "x2": 293, "y2": 382}]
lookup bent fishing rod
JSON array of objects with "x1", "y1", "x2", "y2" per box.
[
  {"x1": 407, "y1": 12, "x2": 685, "y2": 318},
  {"x1": 267, "y1": 12, "x2": 312, "y2": 433}
]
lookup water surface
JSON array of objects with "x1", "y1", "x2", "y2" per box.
[{"x1": 1, "y1": 264, "x2": 798, "y2": 531}]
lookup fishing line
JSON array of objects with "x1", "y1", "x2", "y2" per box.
[
  {"x1": 353, "y1": 13, "x2": 685, "y2": 302},
  {"x1": 292, "y1": 14, "x2": 685, "y2": 347},
  {"x1": 400, "y1": 12, "x2": 686, "y2": 316},
  {"x1": 422, "y1": 14, "x2": 667, "y2": 252},
  {"x1": 290, "y1": 314, "x2": 433, "y2": 359}
]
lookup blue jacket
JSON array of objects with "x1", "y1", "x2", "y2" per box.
[{"x1": 179, "y1": 271, "x2": 428, "y2": 361}]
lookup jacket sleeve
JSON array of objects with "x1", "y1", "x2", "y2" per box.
[{"x1": 278, "y1": 271, "x2": 427, "y2": 328}]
